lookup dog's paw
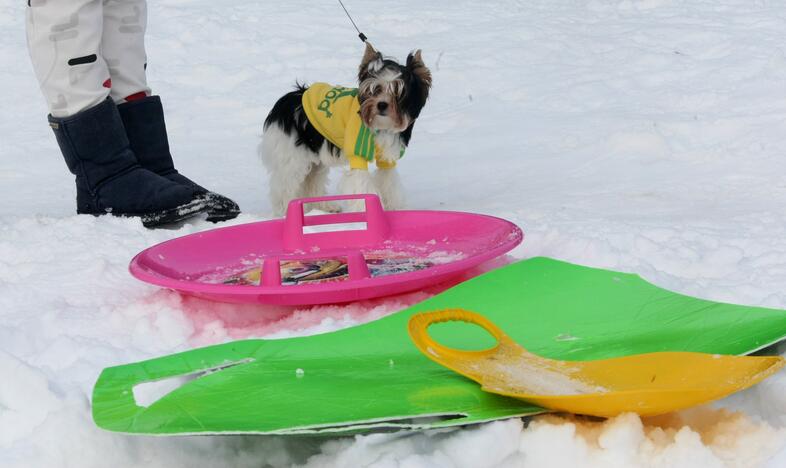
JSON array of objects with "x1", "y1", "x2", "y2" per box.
[{"x1": 311, "y1": 201, "x2": 342, "y2": 213}]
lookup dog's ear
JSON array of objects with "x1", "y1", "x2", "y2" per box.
[
  {"x1": 407, "y1": 49, "x2": 432, "y2": 100},
  {"x1": 359, "y1": 42, "x2": 382, "y2": 80}
]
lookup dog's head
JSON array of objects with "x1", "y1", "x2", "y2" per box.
[{"x1": 357, "y1": 43, "x2": 432, "y2": 132}]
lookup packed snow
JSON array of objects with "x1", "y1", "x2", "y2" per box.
[
  {"x1": 472, "y1": 357, "x2": 609, "y2": 397},
  {"x1": 2, "y1": 0, "x2": 786, "y2": 466}
]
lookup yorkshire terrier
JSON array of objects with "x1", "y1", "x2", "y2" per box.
[{"x1": 260, "y1": 43, "x2": 432, "y2": 216}]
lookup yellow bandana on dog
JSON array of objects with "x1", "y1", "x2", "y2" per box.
[{"x1": 302, "y1": 82, "x2": 399, "y2": 170}]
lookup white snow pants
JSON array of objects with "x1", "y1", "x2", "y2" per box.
[{"x1": 26, "y1": 0, "x2": 151, "y2": 118}]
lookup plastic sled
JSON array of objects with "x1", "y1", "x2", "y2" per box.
[
  {"x1": 409, "y1": 309, "x2": 785, "y2": 417},
  {"x1": 129, "y1": 194, "x2": 523, "y2": 305},
  {"x1": 93, "y1": 257, "x2": 786, "y2": 435}
]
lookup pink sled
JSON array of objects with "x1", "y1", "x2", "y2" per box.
[{"x1": 129, "y1": 194, "x2": 523, "y2": 305}]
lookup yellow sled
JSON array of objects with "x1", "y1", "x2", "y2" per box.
[{"x1": 408, "y1": 309, "x2": 785, "y2": 417}]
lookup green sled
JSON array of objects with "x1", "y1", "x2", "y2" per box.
[{"x1": 92, "y1": 257, "x2": 786, "y2": 435}]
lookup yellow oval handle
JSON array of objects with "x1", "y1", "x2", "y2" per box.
[{"x1": 407, "y1": 309, "x2": 513, "y2": 369}]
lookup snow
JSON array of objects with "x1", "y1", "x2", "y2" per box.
[
  {"x1": 1, "y1": 0, "x2": 786, "y2": 466},
  {"x1": 474, "y1": 357, "x2": 609, "y2": 396}
]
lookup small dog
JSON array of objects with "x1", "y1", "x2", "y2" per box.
[{"x1": 260, "y1": 43, "x2": 432, "y2": 216}]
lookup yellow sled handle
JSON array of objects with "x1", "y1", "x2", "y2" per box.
[{"x1": 408, "y1": 309, "x2": 514, "y2": 373}]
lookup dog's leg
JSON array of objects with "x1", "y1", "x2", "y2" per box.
[
  {"x1": 373, "y1": 167, "x2": 406, "y2": 210},
  {"x1": 338, "y1": 169, "x2": 377, "y2": 212},
  {"x1": 259, "y1": 125, "x2": 314, "y2": 217},
  {"x1": 302, "y1": 163, "x2": 340, "y2": 213}
]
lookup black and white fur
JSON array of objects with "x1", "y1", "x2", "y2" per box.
[{"x1": 260, "y1": 43, "x2": 432, "y2": 215}]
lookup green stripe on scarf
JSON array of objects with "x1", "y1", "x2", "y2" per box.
[
  {"x1": 354, "y1": 125, "x2": 366, "y2": 157},
  {"x1": 367, "y1": 133, "x2": 375, "y2": 161}
]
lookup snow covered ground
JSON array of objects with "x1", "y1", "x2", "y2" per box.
[{"x1": 2, "y1": 0, "x2": 786, "y2": 466}]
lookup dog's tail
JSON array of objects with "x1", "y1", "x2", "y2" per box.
[{"x1": 263, "y1": 82, "x2": 309, "y2": 131}]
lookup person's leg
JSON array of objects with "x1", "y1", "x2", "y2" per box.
[
  {"x1": 26, "y1": 0, "x2": 210, "y2": 227},
  {"x1": 26, "y1": 0, "x2": 110, "y2": 117},
  {"x1": 100, "y1": 0, "x2": 150, "y2": 103},
  {"x1": 103, "y1": 0, "x2": 239, "y2": 222}
]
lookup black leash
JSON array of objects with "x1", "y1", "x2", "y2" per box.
[{"x1": 336, "y1": 0, "x2": 369, "y2": 44}]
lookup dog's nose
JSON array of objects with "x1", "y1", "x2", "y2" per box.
[{"x1": 377, "y1": 101, "x2": 388, "y2": 113}]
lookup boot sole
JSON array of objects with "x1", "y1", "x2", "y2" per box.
[
  {"x1": 205, "y1": 209, "x2": 241, "y2": 223},
  {"x1": 141, "y1": 197, "x2": 212, "y2": 228},
  {"x1": 78, "y1": 197, "x2": 217, "y2": 228}
]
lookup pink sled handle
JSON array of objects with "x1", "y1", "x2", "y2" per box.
[
  {"x1": 282, "y1": 194, "x2": 390, "y2": 251},
  {"x1": 260, "y1": 251, "x2": 370, "y2": 286}
]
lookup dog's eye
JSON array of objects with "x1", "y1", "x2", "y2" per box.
[{"x1": 392, "y1": 80, "x2": 405, "y2": 97}]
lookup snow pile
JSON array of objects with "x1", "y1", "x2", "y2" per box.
[
  {"x1": 301, "y1": 410, "x2": 785, "y2": 468},
  {"x1": 2, "y1": 0, "x2": 786, "y2": 466}
]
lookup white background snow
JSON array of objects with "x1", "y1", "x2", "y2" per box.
[{"x1": 1, "y1": 0, "x2": 786, "y2": 466}]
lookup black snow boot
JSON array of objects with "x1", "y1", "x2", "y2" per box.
[
  {"x1": 49, "y1": 98, "x2": 211, "y2": 228},
  {"x1": 117, "y1": 95, "x2": 240, "y2": 223}
]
